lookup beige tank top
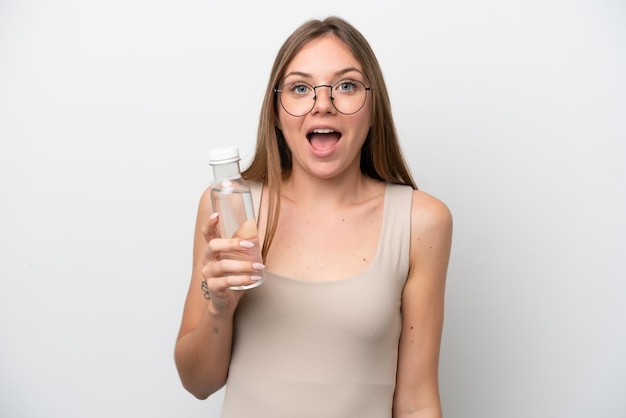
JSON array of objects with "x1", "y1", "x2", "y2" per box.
[{"x1": 220, "y1": 183, "x2": 413, "y2": 418}]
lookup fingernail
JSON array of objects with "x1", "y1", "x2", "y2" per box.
[
  {"x1": 251, "y1": 275, "x2": 263, "y2": 281},
  {"x1": 209, "y1": 212, "x2": 219, "y2": 220},
  {"x1": 240, "y1": 240, "x2": 254, "y2": 248},
  {"x1": 252, "y1": 262, "x2": 265, "y2": 270}
]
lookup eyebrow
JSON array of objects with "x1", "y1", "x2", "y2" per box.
[{"x1": 282, "y1": 67, "x2": 365, "y2": 82}]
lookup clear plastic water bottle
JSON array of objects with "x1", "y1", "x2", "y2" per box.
[{"x1": 208, "y1": 146, "x2": 264, "y2": 290}]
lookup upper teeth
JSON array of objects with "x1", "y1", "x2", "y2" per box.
[{"x1": 313, "y1": 129, "x2": 334, "y2": 134}]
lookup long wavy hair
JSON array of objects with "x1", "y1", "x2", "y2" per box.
[{"x1": 242, "y1": 16, "x2": 417, "y2": 258}]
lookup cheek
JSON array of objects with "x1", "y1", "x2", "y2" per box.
[
  {"x1": 356, "y1": 111, "x2": 373, "y2": 139},
  {"x1": 276, "y1": 106, "x2": 291, "y2": 129},
  {"x1": 278, "y1": 113, "x2": 302, "y2": 136},
  {"x1": 277, "y1": 110, "x2": 291, "y2": 132},
  {"x1": 364, "y1": 103, "x2": 373, "y2": 127}
]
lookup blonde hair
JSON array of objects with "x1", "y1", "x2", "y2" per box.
[{"x1": 242, "y1": 16, "x2": 416, "y2": 258}]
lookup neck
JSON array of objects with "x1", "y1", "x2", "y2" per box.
[{"x1": 281, "y1": 169, "x2": 375, "y2": 209}]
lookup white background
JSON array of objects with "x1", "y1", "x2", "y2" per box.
[{"x1": 1, "y1": 1, "x2": 624, "y2": 417}]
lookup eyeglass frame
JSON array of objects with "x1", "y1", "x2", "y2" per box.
[{"x1": 274, "y1": 79, "x2": 372, "y2": 117}]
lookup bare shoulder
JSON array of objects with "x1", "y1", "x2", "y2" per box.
[
  {"x1": 197, "y1": 185, "x2": 213, "y2": 216},
  {"x1": 411, "y1": 190, "x2": 453, "y2": 233},
  {"x1": 192, "y1": 186, "x2": 216, "y2": 242},
  {"x1": 408, "y1": 190, "x2": 453, "y2": 268}
]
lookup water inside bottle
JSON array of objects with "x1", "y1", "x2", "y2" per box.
[{"x1": 210, "y1": 187, "x2": 255, "y2": 238}]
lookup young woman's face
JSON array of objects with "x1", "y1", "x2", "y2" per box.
[{"x1": 277, "y1": 35, "x2": 372, "y2": 181}]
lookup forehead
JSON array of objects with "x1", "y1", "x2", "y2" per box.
[{"x1": 284, "y1": 35, "x2": 363, "y2": 78}]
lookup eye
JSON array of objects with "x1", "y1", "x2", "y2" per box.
[
  {"x1": 335, "y1": 80, "x2": 359, "y2": 94},
  {"x1": 286, "y1": 82, "x2": 312, "y2": 95}
]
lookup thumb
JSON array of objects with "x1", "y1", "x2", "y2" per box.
[{"x1": 200, "y1": 212, "x2": 220, "y2": 243}]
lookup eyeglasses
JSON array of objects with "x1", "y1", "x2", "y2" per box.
[{"x1": 274, "y1": 79, "x2": 371, "y2": 117}]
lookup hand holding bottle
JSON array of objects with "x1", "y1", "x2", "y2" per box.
[{"x1": 200, "y1": 213, "x2": 265, "y2": 314}]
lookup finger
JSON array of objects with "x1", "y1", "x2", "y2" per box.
[
  {"x1": 207, "y1": 236, "x2": 257, "y2": 254},
  {"x1": 206, "y1": 274, "x2": 264, "y2": 294},
  {"x1": 203, "y1": 258, "x2": 265, "y2": 279},
  {"x1": 200, "y1": 212, "x2": 220, "y2": 243}
]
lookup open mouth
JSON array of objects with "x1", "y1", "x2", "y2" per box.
[{"x1": 307, "y1": 128, "x2": 342, "y2": 151}]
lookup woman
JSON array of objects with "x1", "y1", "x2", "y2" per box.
[{"x1": 175, "y1": 16, "x2": 453, "y2": 418}]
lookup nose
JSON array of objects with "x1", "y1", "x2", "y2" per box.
[{"x1": 312, "y1": 85, "x2": 335, "y2": 114}]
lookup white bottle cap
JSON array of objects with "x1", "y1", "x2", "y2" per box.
[{"x1": 208, "y1": 146, "x2": 240, "y2": 164}]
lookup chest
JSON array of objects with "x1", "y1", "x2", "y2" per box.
[{"x1": 265, "y1": 198, "x2": 383, "y2": 281}]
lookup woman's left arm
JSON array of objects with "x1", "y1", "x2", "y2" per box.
[{"x1": 393, "y1": 190, "x2": 453, "y2": 418}]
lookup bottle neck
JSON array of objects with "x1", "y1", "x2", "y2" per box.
[{"x1": 211, "y1": 161, "x2": 242, "y2": 182}]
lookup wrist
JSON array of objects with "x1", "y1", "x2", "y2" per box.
[{"x1": 205, "y1": 300, "x2": 236, "y2": 321}]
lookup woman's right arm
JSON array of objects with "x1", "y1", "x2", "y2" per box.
[{"x1": 174, "y1": 188, "x2": 263, "y2": 399}]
